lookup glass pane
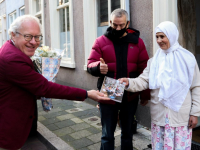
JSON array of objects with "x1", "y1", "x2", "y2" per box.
[
  {"x1": 0, "y1": 20, "x2": 2, "y2": 31},
  {"x1": 36, "y1": 0, "x2": 41, "y2": 12},
  {"x1": 97, "y1": 0, "x2": 108, "y2": 27},
  {"x1": 111, "y1": 0, "x2": 120, "y2": 12},
  {"x1": 20, "y1": 8, "x2": 25, "y2": 16},
  {"x1": 13, "y1": 12, "x2": 16, "y2": 20},
  {"x1": 66, "y1": 7, "x2": 70, "y2": 58},
  {"x1": 59, "y1": 8, "x2": 67, "y2": 57},
  {"x1": 57, "y1": 0, "x2": 69, "y2": 6}
]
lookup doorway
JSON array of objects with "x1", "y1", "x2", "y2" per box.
[{"x1": 178, "y1": 0, "x2": 200, "y2": 146}]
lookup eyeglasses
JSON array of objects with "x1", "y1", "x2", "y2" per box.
[{"x1": 16, "y1": 32, "x2": 43, "y2": 42}]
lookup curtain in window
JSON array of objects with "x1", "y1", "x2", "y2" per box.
[{"x1": 177, "y1": 0, "x2": 196, "y2": 54}]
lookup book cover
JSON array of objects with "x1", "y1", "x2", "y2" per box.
[{"x1": 100, "y1": 76, "x2": 126, "y2": 103}]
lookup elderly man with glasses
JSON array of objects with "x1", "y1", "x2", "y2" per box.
[{"x1": 0, "y1": 15, "x2": 110, "y2": 150}]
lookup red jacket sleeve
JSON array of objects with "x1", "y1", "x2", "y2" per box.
[{"x1": 4, "y1": 55, "x2": 87, "y2": 101}]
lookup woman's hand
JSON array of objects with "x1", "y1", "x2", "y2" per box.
[
  {"x1": 188, "y1": 115, "x2": 198, "y2": 129},
  {"x1": 119, "y1": 78, "x2": 129, "y2": 88}
]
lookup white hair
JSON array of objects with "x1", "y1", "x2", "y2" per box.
[
  {"x1": 110, "y1": 8, "x2": 129, "y2": 22},
  {"x1": 8, "y1": 15, "x2": 42, "y2": 38}
]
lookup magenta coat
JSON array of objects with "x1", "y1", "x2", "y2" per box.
[{"x1": 0, "y1": 40, "x2": 87, "y2": 149}]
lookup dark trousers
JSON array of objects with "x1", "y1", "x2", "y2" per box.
[
  {"x1": 29, "y1": 100, "x2": 38, "y2": 137},
  {"x1": 99, "y1": 99, "x2": 139, "y2": 150}
]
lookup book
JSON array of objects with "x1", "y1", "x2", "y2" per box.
[{"x1": 100, "y1": 76, "x2": 126, "y2": 103}]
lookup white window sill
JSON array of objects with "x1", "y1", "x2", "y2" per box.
[{"x1": 60, "y1": 60, "x2": 75, "y2": 68}]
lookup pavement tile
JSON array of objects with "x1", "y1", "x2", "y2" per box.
[
  {"x1": 40, "y1": 118, "x2": 60, "y2": 126},
  {"x1": 60, "y1": 134, "x2": 75, "y2": 142},
  {"x1": 87, "y1": 132, "x2": 101, "y2": 143},
  {"x1": 86, "y1": 126, "x2": 101, "y2": 134},
  {"x1": 38, "y1": 107, "x2": 62, "y2": 115},
  {"x1": 90, "y1": 121, "x2": 102, "y2": 129},
  {"x1": 87, "y1": 142, "x2": 101, "y2": 150},
  {"x1": 38, "y1": 116, "x2": 46, "y2": 121},
  {"x1": 53, "y1": 127, "x2": 75, "y2": 136},
  {"x1": 55, "y1": 119, "x2": 76, "y2": 128},
  {"x1": 115, "y1": 135, "x2": 121, "y2": 147},
  {"x1": 74, "y1": 102, "x2": 95, "y2": 110},
  {"x1": 73, "y1": 108, "x2": 99, "y2": 118},
  {"x1": 46, "y1": 124, "x2": 59, "y2": 131},
  {"x1": 43, "y1": 111, "x2": 68, "y2": 119},
  {"x1": 57, "y1": 114, "x2": 76, "y2": 121},
  {"x1": 83, "y1": 116, "x2": 101, "y2": 124},
  {"x1": 114, "y1": 129, "x2": 121, "y2": 136},
  {"x1": 71, "y1": 117, "x2": 84, "y2": 123},
  {"x1": 70, "y1": 130, "x2": 92, "y2": 139},
  {"x1": 70, "y1": 122, "x2": 91, "y2": 131},
  {"x1": 69, "y1": 138, "x2": 94, "y2": 149},
  {"x1": 66, "y1": 108, "x2": 84, "y2": 113},
  {"x1": 60, "y1": 105, "x2": 76, "y2": 111},
  {"x1": 78, "y1": 148, "x2": 90, "y2": 150}
]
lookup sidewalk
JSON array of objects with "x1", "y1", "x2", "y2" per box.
[{"x1": 36, "y1": 99, "x2": 151, "y2": 150}]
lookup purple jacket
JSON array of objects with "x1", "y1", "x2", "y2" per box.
[{"x1": 0, "y1": 40, "x2": 87, "y2": 149}]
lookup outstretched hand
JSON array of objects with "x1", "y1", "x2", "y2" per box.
[
  {"x1": 87, "y1": 90, "x2": 114, "y2": 103},
  {"x1": 118, "y1": 78, "x2": 129, "y2": 88},
  {"x1": 188, "y1": 115, "x2": 198, "y2": 129},
  {"x1": 100, "y1": 58, "x2": 108, "y2": 74}
]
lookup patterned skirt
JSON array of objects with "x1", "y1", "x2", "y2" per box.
[{"x1": 151, "y1": 114, "x2": 192, "y2": 150}]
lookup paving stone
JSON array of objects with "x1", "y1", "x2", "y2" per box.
[
  {"x1": 53, "y1": 127, "x2": 74, "y2": 137},
  {"x1": 42, "y1": 111, "x2": 68, "y2": 119},
  {"x1": 115, "y1": 135, "x2": 121, "y2": 147},
  {"x1": 73, "y1": 108, "x2": 99, "y2": 118},
  {"x1": 71, "y1": 117, "x2": 84, "y2": 123},
  {"x1": 38, "y1": 107, "x2": 62, "y2": 115},
  {"x1": 57, "y1": 114, "x2": 76, "y2": 121},
  {"x1": 87, "y1": 142, "x2": 101, "y2": 150},
  {"x1": 90, "y1": 121, "x2": 102, "y2": 129},
  {"x1": 40, "y1": 118, "x2": 60, "y2": 126},
  {"x1": 60, "y1": 134, "x2": 75, "y2": 142},
  {"x1": 86, "y1": 126, "x2": 101, "y2": 134},
  {"x1": 60, "y1": 105, "x2": 76, "y2": 111},
  {"x1": 78, "y1": 148, "x2": 90, "y2": 150},
  {"x1": 87, "y1": 132, "x2": 101, "y2": 143},
  {"x1": 66, "y1": 108, "x2": 84, "y2": 113},
  {"x1": 114, "y1": 129, "x2": 121, "y2": 137},
  {"x1": 74, "y1": 102, "x2": 95, "y2": 110},
  {"x1": 70, "y1": 130, "x2": 92, "y2": 139},
  {"x1": 132, "y1": 133, "x2": 151, "y2": 150},
  {"x1": 69, "y1": 138, "x2": 94, "y2": 149},
  {"x1": 83, "y1": 116, "x2": 101, "y2": 124},
  {"x1": 70, "y1": 122, "x2": 91, "y2": 131},
  {"x1": 55, "y1": 119, "x2": 76, "y2": 128},
  {"x1": 38, "y1": 116, "x2": 46, "y2": 121},
  {"x1": 46, "y1": 124, "x2": 59, "y2": 131}
]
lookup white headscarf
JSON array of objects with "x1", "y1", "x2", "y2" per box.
[{"x1": 149, "y1": 21, "x2": 196, "y2": 112}]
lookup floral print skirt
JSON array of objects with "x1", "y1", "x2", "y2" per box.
[{"x1": 151, "y1": 114, "x2": 192, "y2": 150}]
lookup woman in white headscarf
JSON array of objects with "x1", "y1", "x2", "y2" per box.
[{"x1": 119, "y1": 21, "x2": 200, "y2": 149}]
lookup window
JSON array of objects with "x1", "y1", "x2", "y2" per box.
[
  {"x1": 83, "y1": 0, "x2": 129, "y2": 70},
  {"x1": 20, "y1": 6, "x2": 25, "y2": 16},
  {"x1": 97, "y1": 0, "x2": 121, "y2": 37},
  {"x1": 0, "y1": 19, "x2": 2, "y2": 32},
  {"x1": 9, "y1": 11, "x2": 16, "y2": 28},
  {"x1": 49, "y1": 0, "x2": 75, "y2": 68},
  {"x1": 29, "y1": 0, "x2": 45, "y2": 45}
]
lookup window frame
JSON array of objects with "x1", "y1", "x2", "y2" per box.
[
  {"x1": 29, "y1": 0, "x2": 45, "y2": 45},
  {"x1": 49, "y1": 0, "x2": 75, "y2": 68},
  {"x1": 153, "y1": 0, "x2": 178, "y2": 54},
  {"x1": 83, "y1": 0, "x2": 130, "y2": 70},
  {"x1": 9, "y1": 11, "x2": 17, "y2": 28},
  {"x1": 19, "y1": 6, "x2": 25, "y2": 16}
]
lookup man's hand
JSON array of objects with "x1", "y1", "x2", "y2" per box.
[
  {"x1": 119, "y1": 78, "x2": 129, "y2": 88},
  {"x1": 87, "y1": 90, "x2": 113, "y2": 103},
  {"x1": 140, "y1": 99, "x2": 148, "y2": 106},
  {"x1": 188, "y1": 115, "x2": 198, "y2": 129},
  {"x1": 100, "y1": 58, "x2": 108, "y2": 74}
]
